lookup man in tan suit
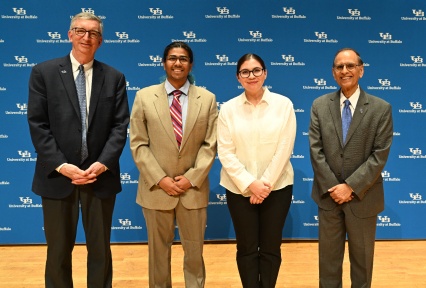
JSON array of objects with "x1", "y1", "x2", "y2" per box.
[{"x1": 130, "y1": 41, "x2": 217, "y2": 287}]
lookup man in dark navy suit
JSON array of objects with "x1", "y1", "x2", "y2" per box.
[{"x1": 27, "y1": 12, "x2": 129, "y2": 288}]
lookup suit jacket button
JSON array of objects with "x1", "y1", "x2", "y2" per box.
[{"x1": 178, "y1": 155, "x2": 181, "y2": 159}]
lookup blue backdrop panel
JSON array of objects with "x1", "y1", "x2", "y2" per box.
[{"x1": 1, "y1": 1, "x2": 426, "y2": 244}]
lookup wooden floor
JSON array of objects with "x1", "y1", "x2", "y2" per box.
[{"x1": 0, "y1": 241, "x2": 425, "y2": 287}]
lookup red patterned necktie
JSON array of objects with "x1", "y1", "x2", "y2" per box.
[{"x1": 170, "y1": 90, "x2": 183, "y2": 148}]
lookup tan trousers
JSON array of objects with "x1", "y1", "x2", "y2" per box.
[{"x1": 143, "y1": 201, "x2": 207, "y2": 288}]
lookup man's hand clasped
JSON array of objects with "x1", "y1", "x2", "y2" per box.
[{"x1": 59, "y1": 162, "x2": 107, "y2": 185}]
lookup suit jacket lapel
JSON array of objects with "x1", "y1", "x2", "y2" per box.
[
  {"x1": 181, "y1": 85, "x2": 201, "y2": 149},
  {"x1": 59, "y1": 56, "x2": 80, "y2": 121},
  {"x1": 328, "y1": 91, "x2": 344, "y2": 146},
  {"x1": 345, "y1": 89, "x2": 369, "y2": 144},
  {"x1": 88, "y1": 60, "x2": 104, "y2": 128},
  {"x1": 153, "y1": 84, "x2": 179, "y2": 150}
]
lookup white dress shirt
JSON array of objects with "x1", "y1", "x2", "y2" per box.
[
  {"x1": 56, "y1": 53, "x2": 94, "y2": 173},
  {"x1": 340, "y1": 85, "x2": 360, "y2": 117},
  {"x1": 70, "y1": 52, "x2": 93, "y2": 127},
  {"x1": 165, "y1": 79, "x2": 190, "y2": 132},
  {"x1": 217, "y1": 87, "x2": 296, "y2": 196}
]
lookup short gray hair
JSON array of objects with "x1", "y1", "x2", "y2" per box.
[{"x1": 70, "y1": 12, "x2": 103, "y2": 34}]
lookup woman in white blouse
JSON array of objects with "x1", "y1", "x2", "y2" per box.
[{"x1": 217, "y1": 53, "x2": 296, "y2": 288}]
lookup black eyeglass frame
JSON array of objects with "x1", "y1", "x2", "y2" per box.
[
  {"x1": 71, "y1": 27, "x2": 102, "y2": 39},
  {"x1": 238, "y1": 68, "x2": 265, "y2": 78},
  {"x1": 166, "y1": 56, "x2": 190, "y2": 64}
]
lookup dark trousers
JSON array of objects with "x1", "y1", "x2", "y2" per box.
[
  {"x1": 42, "y1": 185, "x2": 116, "y2": 288},
  {"x1": 226, "y1": 185, "x2": 293, "y2": 288}
]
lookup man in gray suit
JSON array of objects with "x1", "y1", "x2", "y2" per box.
[
  {"x1": 130, "y1": 41, "x2": 217, "y2": 287},
  {"x1": 309, "y1": 48, "x2": 393, "y2": 288}
]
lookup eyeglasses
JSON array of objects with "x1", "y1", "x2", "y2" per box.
[
  {"x1": 238, "y1": 68, "x2": 264, "y2": 78},
  {"x1": 333, "y1": 63, "x2": 361, "y2": 72},
  {"x1": 167, "y1": 56, "x2": 190, "y2": 64},
  {"x1": 71, "y1": 27, "x2": 102, "y2": 39}
]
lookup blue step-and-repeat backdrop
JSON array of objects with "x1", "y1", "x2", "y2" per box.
[{"x1": 1, "y1": 1, "x2": 426, "y2": 244}]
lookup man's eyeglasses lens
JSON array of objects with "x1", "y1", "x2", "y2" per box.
[
  {"x1": 167, "y1": 56, "x2": 189, "y2": 64},
  {"x1": 239, "y1": 68, "x2": 264, "y2": 78},
  {"x1": 334, "y1": 64, "x2": 359, "y2": 72},
  {"x1": 72, "y1": 27, "x2": 101, "y2": 39}
]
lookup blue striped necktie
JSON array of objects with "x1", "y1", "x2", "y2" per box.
[{"x1": 76, "y1": 64, "x2": 88, "y2": 163}]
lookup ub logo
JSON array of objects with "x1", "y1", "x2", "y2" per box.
[
  {"x1": 120, "y1": 173, "x2": 131, "y2": 181},
  {"x1": 149, "y1": 55, "x2": 162, "y2": 63},
  {"x1": 81, "y1": 8, "x2": 95, "y2": 14},
  {"x1": 19, "y1": 197, "x2": 32, "y2": 204},
  {"x1": 249, "y1": 31, "x2": 262, "y2": 38},
  {"x1": 410, "y1": 102, "x2": 422, "y2": 109},
  {"x1": 409, "y1": 148, "x2": 422, "y2": 155},
  {"x1": 149, "y1": 8, "x2": 162, "y2": 15},
  {"x1": 411, "y1": 56, "x2": 423, "y2": 63},
  {"x1": 16, "y1": 103, "x2": 28, "y2": 111},
  {"x1": 381, "y1": 171, "x2": 390, "y2": 178},
  {"x1": 377, "y1": 216, "x2": 390, "y2": 223},
  {"x1": 314, "y1": 78, "x2": 326, "y2": 86},
  {"x1": 282, "y1": 55, "x2": 295, "y2": 62},
  {"x1": 379, "y1": 33, "x2": 392, "y2": 40},
  {"x1": 13, "y1": 8, "x2": 26, "y2": 15},
  {"x1": 348, "y1": 9, "x2": 361, "y2": 16},
  {"x1": 216, "y1": 194, "x2": 227, "y2": 201},
  {"x1": 15, "y1": 56, "x2": 28, "y2": 63},
  {"x1": 409, "y1": 193, "x2": 422, "y2": 201},
  {"x1": 48, "y1": 32, "x2": 61, "y2": 39},
  {"x1": 183, "y1": 31, "x2": 196, "y2": 39},
  {"x1": 412, "y1": 9, "x2": 424, "y2": 17},
  {"x1": 283, "y1": 7, "x2": 296, "y2": 15},
  {"x1": 217, "y1": 7, "x2": 229, "y2": 15},
  {"x1": 378, "y1": 79, "x2": 391, "y2": 86},
  {"x1": 216, "y1": 55, "x2": 228, "y2": 62},
  {"x1": 18, "y1": 150, "x2": 31, "y2": 158},
  {"x1": 116, "y1": 32, "x2": 129, "y2": 40},
  {"x1": 315, "y1": 32, "x2": 327, "y2": 39},
  {"x1": 119, "y1": 219, "x2": 132, "y2": 226}
]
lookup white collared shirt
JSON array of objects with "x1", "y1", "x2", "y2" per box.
[
  {"x1": 340, "y1": 86, "x2": 360, "y2": 117},
  {"x1": 56, "y1": 53, "x2": 94, "y2": 173},
  {"x1": 217, "y1": 87, "x2": 296, "y2": 196},
  {"x1": 70, "y1": 52, "x2": 93, "y2": 126},
  {"x1": 165, "y1": 79, "x2": 190, "y2": 132}
]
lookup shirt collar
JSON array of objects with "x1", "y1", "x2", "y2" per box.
[
  {"x1": 239, "y1": 87, "x2": 271, "y2": 105},
  {"x1": 165, "y1": 79, "x2": 190, "y2": 96},
  {"x1": 340, "y1": 85, "x2": 360, "y2": 107},
  {"x1": 70, "y1": 52, "x2": 94, "y2": 72}
]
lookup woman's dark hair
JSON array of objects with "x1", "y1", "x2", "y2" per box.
[
  {"x1": 236, "y1": 53, "x2": 266, "y2": 75},
  {"x1": 163, "y1": 41, "x2": 194, "y2": 63}
]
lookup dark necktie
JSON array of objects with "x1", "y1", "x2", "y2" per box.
[
  {"x1": 342, "y1": 99, "x2": 352, "y2": 144},
  {"x1": 170, "y1": 90, "x2": 183, "y2": 148},
  {"x1": 76, "y1": 64, "x2": 88, "y2": 163}
]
